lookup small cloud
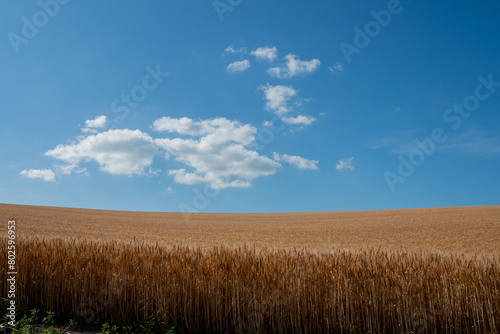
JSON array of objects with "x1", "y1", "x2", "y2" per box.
[
  {"x1": 224, "y1": 45, "x2": 247, "y2": 54},
  {"x1": 226, "y1": 60, "x2": 250, "y2": 73},
  {"x1": 82, "y1": 115, "x2": 106, "y2": 133},
  {"x1": 328, "y1": 63, "x2": 344, "y2": 74},
  {"x1": 55, "y1": 164, "x2": 87, "y2": 176},
  {"x1": 274, "y1": 152, "x2": 319, "y2": 170},
  {"x1": 251, "y1": 46, "x2": 278, "y2": 62},
  {"x1": 336, "y1": 157, "x2": 354, "y2": 170},
  {"x1": 168, "y1": 169, "x2": 207, "y2": 185},
  {"x1": 262, "y1": 120, "x2": 272, "y2": 127},
  {"x1": 268, "y1": 54, "x2": 320, "y2": 78},
  {"x1": 260, "y1": 84, "x2": 297, "y2": 115},
  {"x1": 394, "y1": 107, "x2": 402, "y2": 112},
  {"x1": 282, "y1": 115, "x2": 315, "y2": 126},
  {"x1": 259, "y1": 84, "x2": 316, "y2": 127},
  {"x1": 85, "y1": 115, "x2": 107, "y2": 128},
  {"x1": 20, "y1": 169, "x2": 56, "y2": 182}
]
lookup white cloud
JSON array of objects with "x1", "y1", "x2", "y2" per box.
[
  {"x1": 168, "y1": 169, "x2": 207, "y2": 185},
  {"x1": 273, "y1": 153, "x2": 318, "y2": 170},
  {"x1": 55, "y1": 164, "x2": 87, "y2": 176},
  {"x1": 268, "y1": 54, "x2": 320, "y2": 78},
  {"x1": 158, "y1": 142, "x2": 279, "y2": 189},
  {"x1": 85, "y1": 115, "x2": 106, "y2": 128},
  {"x1": 226, "y1": 60, "x2": 250, "y2": 73},
  {"x1": 328, "y1": 63, "x2": 344, "y2": 74},
  {"x1": 20, "y1": 169, "x2": 56, "y2": 182},
  {"x1": 336, "y1": 157, "x2": 354, "y2": 170},
  {"x1": 45, "y1": 129, "x2": 157, "y2": 176},
  {"x1": 82, "y1": 115, "x2": 106, "y2": 133},
  {"x1": 153, "y1": 117, "x2": 210, "y2": 136},
  {"x1": 251, "y1": 46, "x2": 278, "y2": 61},
  {"x1": 282, "y1": 115, "x2": 316, "y2": 126},
  {"x1": 260, "y1": 84, "x2": 315, "y2": 127},
  {"x1": 153, "y1": 117, "x2": 256, "y2": 145},
  {"x1": 260, "y1": 84, "x2": 297, "y2": 115},
  {"x1": 26, "y1": 112, "x2": 318, "y2": 188},
  {"x1": 224, "y1": 45, "x2": 247, "y2": 54},
  {"x1": 154, "y1": 117, "x2": 281, "y2": 189}
]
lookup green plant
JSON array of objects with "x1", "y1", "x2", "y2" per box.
[
  {"x1": 101, "y1": 321, "x2": 120, "y2": 334},
  {"x1": 139, "y1": 315, "x2": 157, "y2": 334},
  {"x1": 120, "y1": 325, "x2": 134, "y2": 334},
  {"x1": 166, "y1": 325, "x2": 176, "y2": 334},
  {"x1": 42, "y1": 310, "x2": 55, "y2": 327}
]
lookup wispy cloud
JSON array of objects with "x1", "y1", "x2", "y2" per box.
[
  {"x1": 55, "y1": 164, "x2": 87, "y2": 176},
  {"x1": 369, "y1": 129, "x2": 500, "y2": 157},
  {"x1": 443, "y1": 129, "x2": 500, "y2": 156},
  {"x1": 273, "y1": 152, "x2": 319, "y2": 170},
  {"x1": 367, "y1": 131, "x2": 426, "y2": 155},
  {"x1": 282, "y1": 115, "x2": 316, "y2": 126},
  {"x1": 224, "y1": 45, "x2": 247, "y2": 54},
  {"x1": 328, "y1": 63, "x2": 344, "y2": 74},
  {"x1": 336, "y1": 157, "x2": 354, "y2": 170},
  {"x1": 367, "y1": 136, "x2": 413, "y2": 155}
]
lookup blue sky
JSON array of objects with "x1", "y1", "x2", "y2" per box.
[{"x1": 1, "y1": 0, "x2": 499, "y2": 213}]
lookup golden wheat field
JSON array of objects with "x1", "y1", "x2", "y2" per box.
[{"x1": 1, "y1": 204, "x2": 499, "y2": 333}]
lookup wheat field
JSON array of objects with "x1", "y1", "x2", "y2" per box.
[{"x1": 1, "y1": 204, "x2": 499, "y2": 333}]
